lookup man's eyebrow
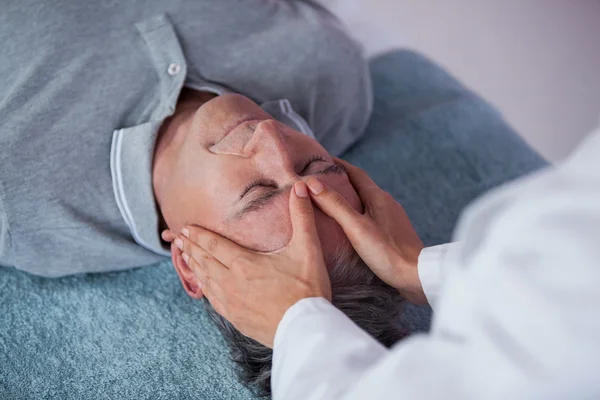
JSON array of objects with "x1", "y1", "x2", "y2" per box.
[{"x1": 230, "y1": 163, "x2": 345, "y2": 220}]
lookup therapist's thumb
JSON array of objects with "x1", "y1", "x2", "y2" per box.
[{"x1": 289, "y1": 181, "x2": 322, "y2": 251}]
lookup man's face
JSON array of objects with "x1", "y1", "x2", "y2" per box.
[{"x1": 158, "y1": 93, "x2": 362, "y2": 264}]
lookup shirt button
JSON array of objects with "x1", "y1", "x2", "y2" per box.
[{"x1": 167, "y1": 63, "x2": 181, "y2": 76}]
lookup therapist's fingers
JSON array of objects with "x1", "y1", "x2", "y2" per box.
[
  {"x1": 306, "y1": 177, "x2": 390, "y2": 270},
  {"x1": 334, "y1": 158, "x2": 381, "y2": 207},
  {"x1": 311, "y1": 165, "x2": 427, "y2": 304},
  {"x1": 180, "y1": 225, "x2": 256, "y2": 268},
  {"x1": 178, "y1": 238, "x2": 233, "y2": 317},
  {"x1": 177, "y1": 236, "x2": 230, "y2": 284},
  {"x1": 192, "y1": 267, "x2": 228, "y2": 319},
  {"x1": 306, "y1": 177, "x2": 371, "y2": 239},
  {"x1": 285, "y1": 181, "x2": 331, "y2": 303},
  {"x1": 288, "y1": 181, "x2": 322, "y2": 251}
]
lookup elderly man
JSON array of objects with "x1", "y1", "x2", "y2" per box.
[
  {"x1": 0, "y1": 0, "x2": 371, "y2": 276},
  {"x1": 1, "y1": 1, "x2": 405, "y2": 395}
]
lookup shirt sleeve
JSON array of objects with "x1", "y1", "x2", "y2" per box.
[
  {"x1": 0, "y1": 191, "x2": 13, "y2": 267},
  {"x1": 271, "y1": 127, "x2": 600, "y2": 400}
]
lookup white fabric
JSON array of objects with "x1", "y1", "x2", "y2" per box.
[
  {"x1": 272, "y1": 126, "x2": 600, "y2": 399},
  {"x1": 417, "y1": 243, "x2": 454, "y2": 309}
]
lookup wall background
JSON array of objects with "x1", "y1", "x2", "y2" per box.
[{"x1": 321, "y1": 0, "x2": 600, "y2": 161}]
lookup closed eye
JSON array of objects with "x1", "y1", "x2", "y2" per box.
[
  {"x1": 239, "y1": 178, "x2": 277, "y2": 199},
  {"x1": 299, "y1": 155, "x2": 327, "y2": 175},
  {"x1": 239, "y1": 155, "x2": 339, "y2": 199},
  {"x1": 314, "y1": 163, "x2": 345, "y2": 175},
  {"x1": 301, "y1": 154, "x2": 345, "y2": 176},
  {"x1": 234, "y1": 155, "x2": 345, "y2": 219}
]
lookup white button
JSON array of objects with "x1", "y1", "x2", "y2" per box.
[{"x1": 167, "y1": 63, "x2": 181, "y2": 76}]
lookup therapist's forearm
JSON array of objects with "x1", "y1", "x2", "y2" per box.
[
  {"x1": 417, "y1": 243, "x2": 456, "y2": 309},
  {"x1": 396, "y1": 242, "x2": 456, "y2": 308},
  {"x1": 272, "y1": 297, "x2": 388, "y2": 400}
]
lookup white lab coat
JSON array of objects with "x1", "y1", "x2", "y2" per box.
[{"x1": 271, "y1": 127, "x2": 600, "y2": 399}]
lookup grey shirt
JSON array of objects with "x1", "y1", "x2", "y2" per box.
[{"x1": 0, "y1": 0, "x2": 372, "y2": 277}]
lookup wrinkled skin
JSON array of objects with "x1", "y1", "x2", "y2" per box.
[{"x1": 152, "y1": 91, "x2": 362, "y2": 297}]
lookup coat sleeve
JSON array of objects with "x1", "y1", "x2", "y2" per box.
[
  {"x1": 272, "y1": 128, "x2": 600, "y2": 400},
  {"x1": 417, "y1": 243, "x2": 457, "y2": 309}
]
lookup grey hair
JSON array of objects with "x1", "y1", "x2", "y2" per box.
[{"x1": 204, "y1": 245, "x2": 407, "y2": 398}]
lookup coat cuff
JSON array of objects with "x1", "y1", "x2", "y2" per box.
[{"x1": 418, "y1": 243, "x2": 455, "y2": 309}]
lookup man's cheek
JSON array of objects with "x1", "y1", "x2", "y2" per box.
[
  {"x1": 313, "y1": 210, "x2": 348, "y2": 264},
  {"x1": 319, "y1": 175, "x2": 362, "y2": 213},
  {"x1": 223, "y1": 207, "x2": 292, "y2": 252}
]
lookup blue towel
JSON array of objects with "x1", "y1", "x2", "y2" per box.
[{"x1": 0, "y1": 50, "x2": 547, "y2": 399}]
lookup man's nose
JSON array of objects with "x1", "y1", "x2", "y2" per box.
[{"x1": 244, "y1": 119, "x2": 295, "y2": 173}]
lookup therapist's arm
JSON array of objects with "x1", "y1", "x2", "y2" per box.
[
  {"x1": 273, "y1": 129, "x2": 600, "y2": 399},
  {"x1": 308, "y1": 158, "x2": 454, "y2": 308},
  {"x1": 308, "y1": 158, "x2": 431, "y2": 306}
]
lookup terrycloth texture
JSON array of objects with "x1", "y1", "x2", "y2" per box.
[{"x1": 0, "y1": 50, "x2": 547, "y2": 399}]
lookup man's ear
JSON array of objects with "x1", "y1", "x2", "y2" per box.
[{"x1": 171, "y1": 242, "x2": 204, "y2": 299}]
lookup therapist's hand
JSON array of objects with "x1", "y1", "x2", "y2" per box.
[
  {"x1": 174, "y1": 181, "x2": 331, "y2": 348},
  {"x1": 306, "y1": 158, "x2": 428, "y2": 305}
]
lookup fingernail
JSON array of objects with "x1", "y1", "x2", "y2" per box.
[
  {"x1": 181, "y1": 227, "x2": 190, "y2": 238},
  {"x1": 307, "y1": 178, "x2": 324, "y2": 195},
  {"x1": 175, "y1": 238, "x2": 183, "y2": 250},
  {"x1": 294, "y1": 181, "x2": 308, "y2": 198},
  {"x1": 182, "y1": 252, "x2": 189, "y2": 264}
]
